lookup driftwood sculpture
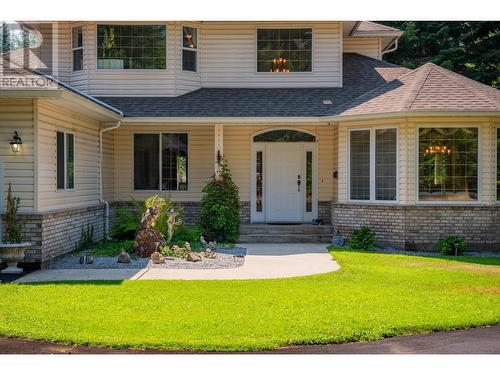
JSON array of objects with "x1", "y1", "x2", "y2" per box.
[{"x1": 133, "y1": 203, "x2": 166, "y2": 258}]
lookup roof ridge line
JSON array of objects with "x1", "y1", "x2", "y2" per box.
[
  {"x1": 430, "y1": 65, "x2": 499, "y2": 109},
  {"x1": 405, "y1": 64, "x2": 433, "y2": 110},
  {"x1": 329, "y1": 63, "x2": 423, "y2": 115}
]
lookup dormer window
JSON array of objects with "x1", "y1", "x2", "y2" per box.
[
  {"x1": 182, "y1": 26, "x2": 198, "y2": 72},
  {"x1": 257, "y1": 28, "x2": 312, "y2": 72},
  {"x1": 71, "y1": 26, "x2": 83, "y2": 72},
  {"x1": 97, "y1": 25, "x2": 166, "y2": 69}
]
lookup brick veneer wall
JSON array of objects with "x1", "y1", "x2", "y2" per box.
[
  {"x1": 331, "y1": 203, "x2": 500, "y2": 251},
  {"x1": 318, "y1": 201, "x2": 331, "y2": 223},
  {"x1": 2, "y1": 204, "x2": 105, "y2": 266}
]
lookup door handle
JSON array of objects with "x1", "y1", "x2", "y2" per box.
[{"x1": 297, "y1": 175, "x2": 301, "y2": 192}]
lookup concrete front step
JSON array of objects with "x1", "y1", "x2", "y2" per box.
[{"x1": 238, "y1": 224, "x2": 333, "y2": 243}]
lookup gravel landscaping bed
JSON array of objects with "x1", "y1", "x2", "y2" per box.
[{"x1": 50, "y1": 247, "x2": 247, "y2": 270}]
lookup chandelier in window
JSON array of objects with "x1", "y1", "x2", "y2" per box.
[
  {"x1": 271, "y1": 57, "x2": 289, "y2": 72},
  {"x1": 425, "y1": 145, "x2": 451, "y2": 156}
]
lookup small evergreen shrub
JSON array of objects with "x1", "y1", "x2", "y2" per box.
[
  {"x1": 437, "y1": 236, "x2": 467, "y2": 255},
  {"x1": 199, "y1": 159, "x2": 240, "y2": 242},
  {"x1": 349, "y1": 226, "x2": 375, "y2": 251},
  {"x1": 170, "y1": 225, "x2": 203, "y2": 249},
  {"x1": 4, "y1": 183, "x2": 23, "y2": 243}
]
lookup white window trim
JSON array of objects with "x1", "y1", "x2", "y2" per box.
[
  {"x1": 95, "y1": 23, "x2": 168, "y2": 71},
  {"x1": 181, "y1": 25, "x2": 198, "y2": 73},
  {"x1": 347, "y1": 126, "x2": 400, "y2": 204},
  {"x1": 57, "y1": 130, "x2": 75, "y2": 191},
  {"x1": 415, "y1": 124, "x2": 481, "y2": 205},
  {"x1": 254, "y1": 26, "x2": 314, "y2": 74},
  {"x1": 71, "y1": 25, "x2": 84, "y2": 72},
  {"x1": 132, "y1": 132, "x2": 190, "y2": 193}
]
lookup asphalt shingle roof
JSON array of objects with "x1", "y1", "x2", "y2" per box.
[
  {"x1": 97, "y1": 53, "x2": 410, "y2": 117},
  {"x1": 96, "y1": 53, "x2": 499, "y2": 118}
]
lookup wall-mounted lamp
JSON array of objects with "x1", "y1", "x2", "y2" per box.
[{"x1": 10, "y1": 131, "x2": 22, "y2": 153}]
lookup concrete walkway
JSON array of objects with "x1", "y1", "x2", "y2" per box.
[{"x1": 16, "y1": 243, "x2": 339, "y2": 283}]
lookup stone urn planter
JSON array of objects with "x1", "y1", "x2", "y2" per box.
[{"x1": 0, "y1": 242, "x2": 31, "y2": 274}]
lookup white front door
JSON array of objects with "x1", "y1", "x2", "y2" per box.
[{"x1": 266, "y1": 144, "x2": 302, "y2": 222}]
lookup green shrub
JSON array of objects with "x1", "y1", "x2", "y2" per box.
[
  {"x1": 437, "y1": 236, "x2": 467, "y2": 255},
  {"x1": 110, "y1": 198, "x2": 143, "y2": 240},
  {"x1": 349, "y1": 226, "x2": 375, "y2": 251},
  {"x1": 75, "y1": 224, "x2": 94, "y2": 252},
  {"x1": 144, "y1": 194, "x2": 183, "y2": 239},
  {"x1": 86, "y1": 240, "x2": 134, "y2": 257},
  {"x1": 4, "y1": 183, "x2": 23, "y2": 243},
  {"x1": 199, "y1": 159, "x2": 240, "y2": 242},
  {"x1": 110, "y1": 196, "x2": 183, "y2": 240},
  {"x1": 171, "y1": 225, "x2": 202, "y2": 249}
]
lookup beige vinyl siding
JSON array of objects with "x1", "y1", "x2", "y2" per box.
[
  {"x1": 223, "y1": 124, "x2": 334, "y2": 202},
  {"x1": 37, "y1": 100, "x2": 102, "y2": 211},
  {"x1": 337, "y1": 117, "x2": 499, "y2": 205},
  {"x1": 343, "y1": 37, "x2": 381, "y2": 59},
  {"x1": 84, "y1": 22, "x2": 177, "y2": 97},
  {"x1": 112, "y1": 125, "x2": 214, "y2": 202},
  {"x1": 201, "y1": 22, "x2": 342, "y2": 88},
  {"x1": 0, "y1": 99, "x2": 35, "y2": 212}
]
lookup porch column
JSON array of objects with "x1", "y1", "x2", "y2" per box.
[{"x1": 214, "y1": 123, "x2": 224, "y2": 178}]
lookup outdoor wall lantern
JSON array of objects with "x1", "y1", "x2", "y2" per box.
[{"x1": 10, "y1": 131, "x2": 22, "y2": 153}]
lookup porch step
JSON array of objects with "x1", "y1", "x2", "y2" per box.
[{"x1": 238, "y1": 224, "x2": 332, "y2": 243}]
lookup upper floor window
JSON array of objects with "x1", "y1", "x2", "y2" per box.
[
  {"x1": 57, "y1": 131, "x2": 75, "y2": 190},
  {"x1": 72, "y1": 26, "x2": 83, "y2": 72},
  {"x1": 97, "y1": 25, "x2": 166, "y2": 69},
  {"x1": 349, "y1": 128, "x2": 397, "y2": 201},
  {"x1": 182, "y1": 26, "x2": 197, "y2": 72},
  {"x1": 134, "y1": 133, "x2": 188, "y2": 191},
  {"x1": 418, "y1": 127, "x2": 478, "y2": 202},
  {"x1": 257, "y1": 28, "x2": 312, "y2": 73}
]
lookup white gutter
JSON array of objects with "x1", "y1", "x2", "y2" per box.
[
  {"x1": 381, "y1": 37, "x2": 399, "y2": 57},
  {"x1": 99, "y1": 121, "x2": 121, "y2": 238}
]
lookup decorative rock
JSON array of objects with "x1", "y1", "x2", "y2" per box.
[
  {"x1": 151, "y1": 251, "x2": 165, "y2": 264},
  {"x1": 203, "y1": 250, "x2": 217, "y2": 259},
  {"x1": 208, "y1": 241, "x2": 217, "y2": 250},
  {"x1": 186, "y1": 252, "x2": 202, "y2": 262},
  {"x1": 200, "y1": 236, "x2": 208, "y2": 248},
  {"x1": 134, "y1": 228, "x2": 166, "y2": 258},
  {"x1": 117, "y1": 250, "x2": 131, "y2": 263},
  {"x1": 331, "y1": 230, "x2": 345, "y2": 247}
]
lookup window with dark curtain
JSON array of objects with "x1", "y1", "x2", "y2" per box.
[
  {"x1": 134, "y1": 134, "x2": 159, "y2": 190},
  {"x1": 66, "y1": 133, "x2": 75, "y2": 189},
  {"x1": 56, "y1": 131, "x2": 65, "y2": 189},
  {"x1": 375, "y1": 129, "x2": 397, "y2": 200},
  {"x1": 350, "y1": 130, "x2": 370, "y2": 200},
  {"x1": 162, "y1": 133, "x2": 188, "y2": 191}
]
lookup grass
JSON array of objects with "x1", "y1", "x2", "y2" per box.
[{"x1": 0, "y1": 248, "x2": 498, "y2": 351}]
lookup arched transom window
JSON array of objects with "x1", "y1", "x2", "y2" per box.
[{"x1": 253, "y1": 130, "x2": 316, "y2": 142}]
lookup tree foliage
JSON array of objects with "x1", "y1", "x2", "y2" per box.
[{"x1": 381, "y1": 22, "x2": 500, "y2": 88}]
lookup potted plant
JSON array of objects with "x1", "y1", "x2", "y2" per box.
[{"x1": 0, "y1": 183, "x2": 31, "y2": 273}]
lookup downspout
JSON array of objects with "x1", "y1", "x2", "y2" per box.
[
  {"x1": 381, "y1": 37, "x2": 399, "y2": 57},
  {"x1": 99, "y1": 121, "x2": 121, "y2": 239}
]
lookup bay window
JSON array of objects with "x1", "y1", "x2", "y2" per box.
[
  {"x1": 257, "y1": 28, "x2": 312, "y2": 72},
  {"x1": 418, "y1": 127, "x2": 478, "y2": 201},
  {"x1": 134, "y1": 133, "x2": 188, "y2": 191},
  {"x1": 97, "y1": 25, "x2": 166, "y2": 69},
  {"x1": 349, "y1": 128, "x2": 397, "y2": 201},
  {"x1": 72, "y1": 26, "x2": 83, "y2": 71},
  {"x1": 182, "y1": 26, "x2": 197, "y2": 72}
]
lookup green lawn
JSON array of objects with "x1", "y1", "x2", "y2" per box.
[{"x1": 0, "y1": 249, "x2": 498, "y2": 351}]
